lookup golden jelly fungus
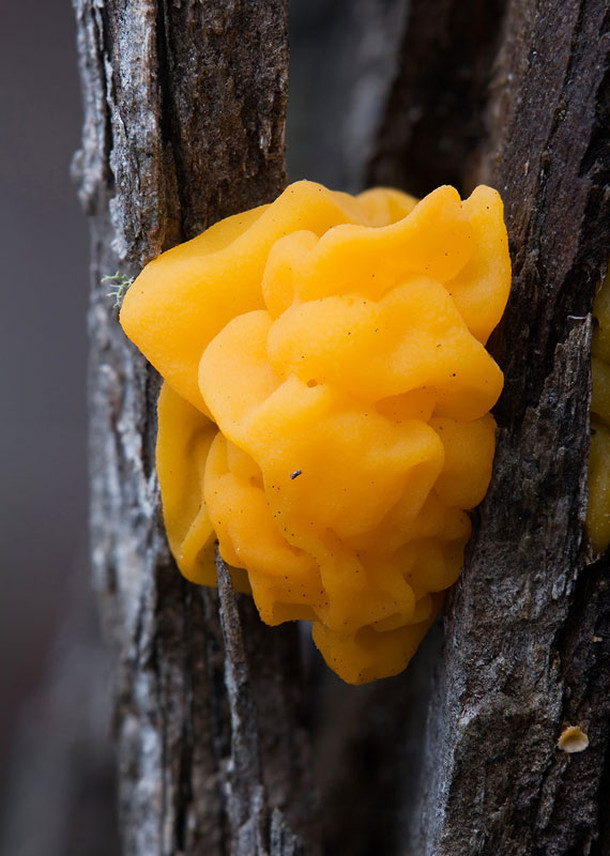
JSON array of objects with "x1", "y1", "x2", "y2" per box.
[
  {"x1": 120, "y1": 180, "x2": 510, "y2": 684},
  {"x1": 588, "y1": 269, "x2": 610, "y2": 552}
]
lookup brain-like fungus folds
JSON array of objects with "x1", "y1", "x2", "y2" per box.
[{"x1": 120, "y1": 180, "x2": 511, "y2": 683}]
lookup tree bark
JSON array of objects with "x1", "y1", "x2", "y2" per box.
[
  {"x1": 73, "y1": 3, "x2": 316, "y2": 854},
  {"x1": 73, "y1": 1, "x2": 610, "y2": 854},
  {"x1": 370, "y1": 2, "x2": 610, "y2": 853}
]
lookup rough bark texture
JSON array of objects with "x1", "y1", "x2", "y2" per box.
[
  {"x1": 371, "y1": 2, "x2": 610, "y2": 854},
  {"x1": 73, "y1": 0, "x2": 610, "y2": 853},
  {"x1": 73, "y1": 3, "x2": 315, "y2": 854}
]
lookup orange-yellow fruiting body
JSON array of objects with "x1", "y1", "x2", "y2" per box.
[
  {"x1": 120, "y1": 180, "x2": 511, "y2": 684},
  {"x1": 588, "y1": 269, "x2": 610, "y2": 552}
]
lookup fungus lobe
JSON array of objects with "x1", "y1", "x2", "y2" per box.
[{"x1": 588, "y1": 268, "x2": 610, "y2": 553}]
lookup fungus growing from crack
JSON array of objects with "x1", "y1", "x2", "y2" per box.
[{"x1": 120, "y1": 180, "x2": 510, "y2": 683}]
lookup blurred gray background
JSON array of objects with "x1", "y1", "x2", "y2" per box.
[
  {"x1": 0, "y1": 1, "x2": 406, "y2": 851},
  {"x1": 0, "y1": 0, "x2": 89, "y2": 800}
]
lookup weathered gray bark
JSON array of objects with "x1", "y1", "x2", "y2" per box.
[
  {"x1": 73, "y1": 0, "x2": 610, "y2": 854},
  {"x1": 73, "y1": 2, "x2": 316, "y2": 854},
  {"x1": 370, "y1": 1, "x2": 610, "y2": 853}
]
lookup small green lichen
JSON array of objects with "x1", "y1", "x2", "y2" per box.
[{"x1": 103, "y1": 271, "x2": 134, "y2": 309}]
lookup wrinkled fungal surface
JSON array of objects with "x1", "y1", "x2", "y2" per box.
[
  {"x1": 120, "y1": 180, "x2": 510, "y2": 683},
  {"x1": 588, "y1": 269, "x2": 610, "y2": 552}
]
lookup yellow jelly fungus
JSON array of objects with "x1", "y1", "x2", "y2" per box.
[
  {"x1": 588, "y1": 268, "x2": 610, "y2": 552},
  {"x1": 120, "y1": 180, "x2": 511, "y2": 684}
]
